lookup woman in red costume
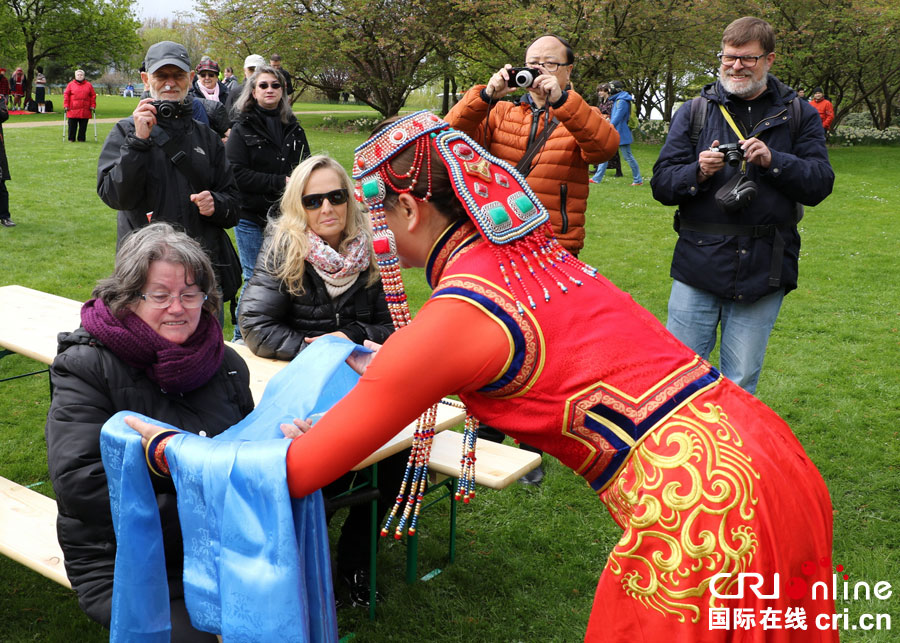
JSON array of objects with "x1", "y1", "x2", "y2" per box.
[{"x1": 131, "y1": 111, "x2": 836, "y2": 641}]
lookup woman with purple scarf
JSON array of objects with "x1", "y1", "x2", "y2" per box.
[{"x1": 45, "y1": 223, "x2": 255, "y2": 641}]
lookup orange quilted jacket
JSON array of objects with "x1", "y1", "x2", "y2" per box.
[{"x1": 445, "y1": 86, "x2": 619, "y2": 255}]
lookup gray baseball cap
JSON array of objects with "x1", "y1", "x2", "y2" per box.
[{"x1": 145, "y1": 41, "x2": 191, "y2": 74}]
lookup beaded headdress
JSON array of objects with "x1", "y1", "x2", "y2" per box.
[{"x1": 352, "y1": 111, "x2": 596, "y2": 538}]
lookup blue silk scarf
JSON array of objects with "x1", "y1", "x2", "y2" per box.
[{"x1": 100, "y1": 337, "x2": 366, "y2": 642}]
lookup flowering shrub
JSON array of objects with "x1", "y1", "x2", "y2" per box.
[
  {"x1": 829, "y1": 126, "x2": 900, "y2": 146},
  {"x1": 633, "y1": 120, "x2": 669, "y2": 144},
  {"x1": 317, "y1": 115, "x2": 382, "y2": 132}
]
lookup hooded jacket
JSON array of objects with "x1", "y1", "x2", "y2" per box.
[
  {"x1": 445, "y1": 86, "x2": 619, "y2": 256},
  {"x1": 651, "y1": 75, "x2": 834, "y2": 302},
  {"x1": 608, "y1": 90, "x2": 635, "y2": 145},
  {"x1": 45, "y1": 327, "x2": 254, "y2": 625}
]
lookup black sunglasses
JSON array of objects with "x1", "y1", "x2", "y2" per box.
[
  {"x1": 302, "y1": 188, "x2": 349, "y2": 210},
  {"x1": 257, "y1": 81, "x2": 281, "y2": 90}
]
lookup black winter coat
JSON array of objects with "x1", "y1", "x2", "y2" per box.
[
  {"x1": 45, "y1": 327, "x2": 254, "y2": 626},
  {"x1": 226, "y1": 108, "x2": 310, "y2": 227},
  {"x1": 0, "y1": 98, "x2": 9, "y2": 181},
  {"x1": 651, "y1": 75, "x2": 834, "y2": 302},
  {"x1": 97, "y1": 114, "x2": 241, "y2": 295},
  {"x1": 238, "y1": 258, "x2": 394, "y2": 361}
]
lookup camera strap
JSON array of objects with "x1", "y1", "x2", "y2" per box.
[
  {"x1": 718, "y1": 104, "x2": 748, "y2": 173},
  {"x1": 515, "y1": 115, "x2": 559, "y2": 178},
  {"x1": 159, "y1": 132, "x2": 203, "y2": 192}
]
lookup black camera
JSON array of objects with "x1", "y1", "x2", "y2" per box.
[
  {"x1": 712, "y1": 142, "x2": 744, "y2": 167},
  {"x1": 507, "y1": 67, "x2": 541, "y2": 89},
  {"x1": 151, "y1": 99, "x2": 185, "y2": 119}
]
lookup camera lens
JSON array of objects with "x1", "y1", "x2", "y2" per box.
[
  {"x1": 157, "y1": 102, "x2": 174, "y2": 119},
  {"x1": 725, "y1": 149, "x2": 742, "y2": 166},
  {"x1": 515, "y1": 69, "x2": 535, "y2": 88}
]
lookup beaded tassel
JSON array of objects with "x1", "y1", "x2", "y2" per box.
[
  {"x1": 382, "y1": 404, "x2": 437, "y2": 538},
  {"x1": 455, "y1": 413, "x2": 478, "y2": 503}
]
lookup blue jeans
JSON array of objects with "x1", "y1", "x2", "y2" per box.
[
  {"x1": 592, "y1": 144, "x2": 642, "y2": 184},
  {"x1": 233, "y1": 220, "x2": 264, "y2": 340},
  {"x1": 666, "y1": 280, "x2": 785, "y2": 394}
]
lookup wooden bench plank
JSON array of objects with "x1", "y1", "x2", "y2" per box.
[
  {"x1": 0, "y1": 285, "x2": 81, "y2": 365},
  {"x1": 429, "y1": 431, "x2": 541, "y2": 489},
  {"x1": 0, "y1": 477, "x2": 70, "y2": 588}
]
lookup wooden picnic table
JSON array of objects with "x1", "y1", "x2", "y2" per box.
[{"x1": 0, "y1": 284, "x2": 537, "y2": 597}]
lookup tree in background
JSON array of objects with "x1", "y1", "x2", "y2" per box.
[
  {"x1": 0, "y1": 0, "x2": 139, "y2": 101},
  {"x1": 192, "y1": 0, "x2": 900, "y2": 129},
  {"x1": 198, "y1": 0, "x2": 468, "y2": 116},
  {"x1": 137, "y1": 17, "x2": 210, "y2": 76},
  {"x1": 765, "y1": 0, "x2": 900, "y2": 129}
]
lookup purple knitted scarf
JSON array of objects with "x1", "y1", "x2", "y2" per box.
[{"x1": 81, "y1": 298, "x2": 225, "y2": 394}]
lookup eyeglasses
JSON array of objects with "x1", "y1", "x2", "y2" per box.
[
  {"x1": 139, "y1": 291, "x2": 208, "y2": 309},
  {"x1": 301, "y1": 188, "x2": 349, "y2": 210},
  {"x1": 198, "y1": 72, "x2": 217, "y2": 78},
  {"x1": 717, "y1": 52, "x2": 769, "y2": 68},
  {"x1": 524, "y1": 61, "x2": 569, "y2": 72},
  {"x1": 257, "y1": 81, "x2": 281, "y2": 90}
]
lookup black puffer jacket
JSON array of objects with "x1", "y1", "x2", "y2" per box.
[
  {"x1": 238, "y1": 256, "x2": 394, "y2": 361},
  {"x1": 44, "y1": 327, "x2": 254, "y2": 626},
  {"x1": 226, "y1": 107, "x2": 310, "y2": 227}
]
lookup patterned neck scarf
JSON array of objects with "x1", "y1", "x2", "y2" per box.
[{"x1": 305, "y1": 229, "x2": 370, "y2": 299}]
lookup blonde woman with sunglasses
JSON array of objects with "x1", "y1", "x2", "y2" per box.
[{"x1": 237, "y1": 154, "x2": 400, "y2": 606}]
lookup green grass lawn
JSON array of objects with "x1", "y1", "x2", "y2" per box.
[{"x1": 0, "y1": 124, "x2": 897, "y2": 641}]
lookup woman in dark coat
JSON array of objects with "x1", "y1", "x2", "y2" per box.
[
  {"x1": 238, "y1": 155, "x2": 398, "y2": 606},
  {"x1": 0, "y1": 95, "x2": 14, "y2": 226},
  {"x1": 190, "y1": 57, "x2": 229, "y2": 105},
  {"x1": 45, "y1": 223, "x2": 255, "y2": 640},
  {"x1": 226, "y1": 64, "x2": 310, "y2": 340}
]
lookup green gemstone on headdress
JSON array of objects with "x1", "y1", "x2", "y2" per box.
[
  {"x1": 488, "y1": 207, "x2": 510, "y2": 225},
  {"x1": 514, "y1": 195, "x2": 535, "y2": 216},
  {"x1": 362, "y1": 181, "x2": 380, "y2": 199}
]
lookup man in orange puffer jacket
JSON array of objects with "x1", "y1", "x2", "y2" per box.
[{"x1": 446, "y1": 34, "x2": 619, "y2": 257}]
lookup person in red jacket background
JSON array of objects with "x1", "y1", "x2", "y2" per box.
[
  {"x1": 811, "y1": 87, "x2": 834, "y2": 133},
  {"x1": 64, "y1": 69, "x2": 96, "y2": 142}
]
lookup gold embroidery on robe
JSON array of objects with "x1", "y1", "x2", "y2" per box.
[{"x1": 601, "y1": 401, "x2": 760, "y2": 623}]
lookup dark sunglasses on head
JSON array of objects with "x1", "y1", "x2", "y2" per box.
[
  {"x1": 301, "y1": 188, "x2": 349, "y2": 210},
  {"x1": 257, "y1": 81, "x2": 281, "y2": 90}
]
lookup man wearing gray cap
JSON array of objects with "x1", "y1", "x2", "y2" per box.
[{"x1": 98, "y1": 41, "x2": 241, "y2": 324}]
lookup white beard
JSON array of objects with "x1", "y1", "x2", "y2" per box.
[{"x1": 720, "y1": 69, "x2": 767, "y2": 98}]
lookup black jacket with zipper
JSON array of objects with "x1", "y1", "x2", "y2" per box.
[
  {"x1": 225, "y1": 107, "x2": 310, "y2": 228},
  {"x1": 44, "y1": 327, "x2": 254, "y2": 626}
]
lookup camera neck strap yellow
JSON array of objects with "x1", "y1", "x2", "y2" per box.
[{"x1": 718, "y1": 104, "x2": 748, "y2": 173}]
